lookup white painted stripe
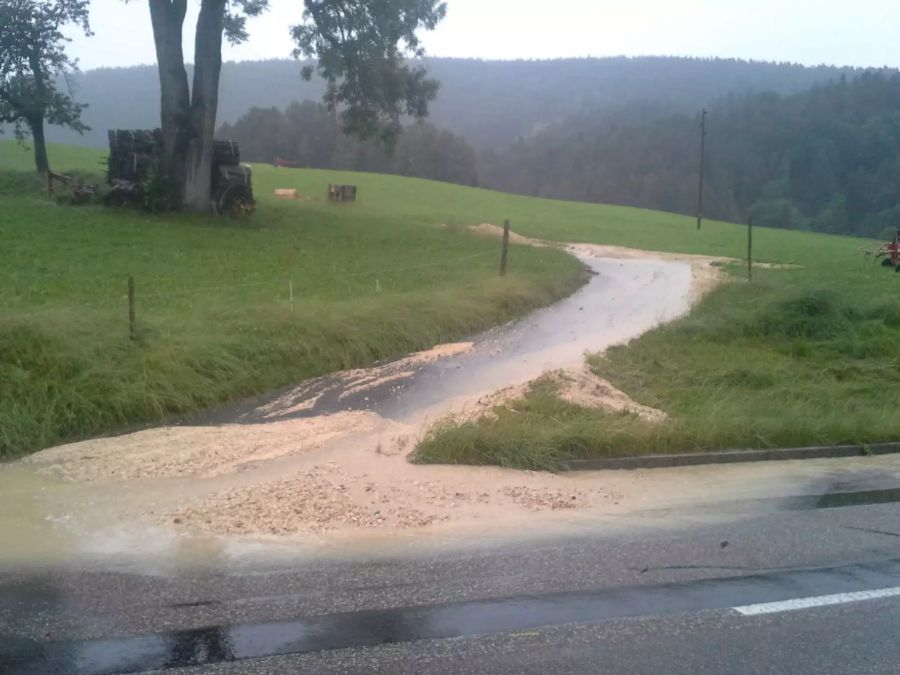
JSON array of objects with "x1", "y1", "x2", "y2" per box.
[{"x1": 733, "y1": 586, "x2": 900, "y2": 616}]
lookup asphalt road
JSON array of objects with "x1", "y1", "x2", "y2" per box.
[{"x1": 4, "y1": 482, "x2": 900, "y2": 674}]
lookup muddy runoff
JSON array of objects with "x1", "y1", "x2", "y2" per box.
[{"x1": 0, "y1": 242, "x2": 722, "y2": 566}]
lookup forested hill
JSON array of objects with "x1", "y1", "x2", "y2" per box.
[
  {"x1": 482, "y1": 73, "x2": 900, "y2": 238},
  {"x1": 31, "y1": 56, "x2": 865, "y2": 149}
]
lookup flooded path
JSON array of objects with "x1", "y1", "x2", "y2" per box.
[
  {"x1": 216, "y1": 249, "x2": 695, "y2": 426},
  {"x1": 7, "y1": 242, "x2": 900, "y2": 675},
  {"x1": 0, "y1": 244, "x2": 723, "y2": 568}
]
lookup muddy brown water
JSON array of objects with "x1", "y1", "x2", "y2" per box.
[{"x1": 0, "y1": 252, "x2": 695, "y2": 570}]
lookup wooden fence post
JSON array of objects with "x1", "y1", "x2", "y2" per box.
[
  {"x1": 747, "y1": 218, "x2": 754, "y2": 282},
  {"x1": 500, "y1": 219, "x2": 511, "y2": 277},
  {"x1": 128, "y1": 276, "x2": 136, "y2": 340}
]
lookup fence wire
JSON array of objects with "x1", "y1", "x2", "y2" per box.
[{"x1": 0, "y1": 249, "x2": 502, "y2": 322}]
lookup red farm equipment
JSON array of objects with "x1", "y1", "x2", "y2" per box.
[{"x1": 874, "y1": 228, "x2": 900, "y2": 272}]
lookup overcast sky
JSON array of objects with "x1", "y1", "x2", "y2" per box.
[{"x1": 70, "y1": 1, "x2": 900, "y2": 71}]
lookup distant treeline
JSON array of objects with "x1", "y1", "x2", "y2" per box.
[
  {"x1": 483, "y1": 73, "x2": 900, "y2": 238},
  {"x1": 9, "y1": 55, "x2": 900, "y2": 237},
  {"x1": 218, "y1": 101, "x2": 478, "y2": 186},
  {"x1": 20, "y1": 56, "x2": 864, "y2": 150},
  {"x1": 223, "y1": 72, "x2": 900, "y2": 238}
]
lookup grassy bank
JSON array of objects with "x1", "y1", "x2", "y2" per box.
[
  {"x1": 0, "y1": 142, "x2": 586, "y2": 456},
  {"x1": 416, "y1": 235, "x2": 900, "y2": 470}
]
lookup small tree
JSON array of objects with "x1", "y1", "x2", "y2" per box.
[
  {"x1": 0, "y1": 0, "x2": 92, "y2": 174},
  {"x1": 293, "y1": 0, "x2": 448, "y2": 149}
]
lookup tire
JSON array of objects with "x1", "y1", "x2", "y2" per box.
[
  {"x1": 217, "y1": 186, "x2": 255, "y2": 216},
  {"x1": 882, "y1": 258, "x2": 894, "y2": 267}
]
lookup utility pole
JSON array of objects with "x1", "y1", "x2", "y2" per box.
[
  {"x1": 697, "y1": 109, "x2": 707, "y2": 231},
  {"x1": 500, "y1": 219, "x2": 511, "y2": 277},
  {"x1": 747, "y1": 218, "x2": 753, "y2": 282}
]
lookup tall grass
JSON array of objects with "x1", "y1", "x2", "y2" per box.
[
  {"x1": 0, "y1": 142, "x2": 586, "y2": 456},
  {"x1": 417, "y1": 263, "x2": 900, "y2": 468}
]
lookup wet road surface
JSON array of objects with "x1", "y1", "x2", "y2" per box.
[
  {"x1": 4, "y1": 480, "x2": 900, "y2": 674},
  {"x1": 194, "y1": 253, "x2": 693, "y2": 426}
]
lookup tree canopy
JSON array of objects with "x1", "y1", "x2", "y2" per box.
[
  {"x1": 292, "y1": 0, "x2": 447, "y2": 148},
  {"x1": 480, "y1": 73, "x2": 900, "y2": 238},
  {"x1": 138, "y1": 0, "x2": 446, "y2": 211},
  {"x1": 0, "y1": 0, "x2": 92, "y2": 172},
  {"x1": 219, "y1": 99, "x2": 478, "y2": 186}
]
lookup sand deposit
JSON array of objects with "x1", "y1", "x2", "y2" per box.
[
  {"x1": 162, "y1": 423, "x2": 617, "y2": 535},
  {"x1": 544, "y1": 365, "x2": 667, "y2": 422},
  {"x1": 22, "y1": 412, "x2": 382, "y2": 482},
  {"x1": 467, "y1": 223, "x2": 545, "y2": 247},
  {"x1": 439, "y1": 364, "x2": 665, "y2": 426}
]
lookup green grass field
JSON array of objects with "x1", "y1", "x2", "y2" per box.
[
  {"x1": 417, "y1": 274, "x2": 900, "y2": 469},
  {"x1": 417, "y1": 239, "x2": 900, "y2": 469},
  {"x1": 0, "y1": 141, "x2": 587, "y2": 456},
  {"x1": 3, "y1": 140, "x2": 898, "y2": 465}
]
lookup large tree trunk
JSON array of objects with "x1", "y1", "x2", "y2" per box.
[
  {"x1": 149, "y1": 0, "x2": 191, "y2": 204},
  {"x1": 183, "y1": 0, "x2": 226, "y2": 213},
  {"x1": 28, "y1": 115, "x2": 50, "y2": 174},
  {"x1": 26, "y1": 49, "x2": 50, "y2": 174}
]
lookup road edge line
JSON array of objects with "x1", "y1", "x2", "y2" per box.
[
  {"x1": 733, "y1": 586, "x2": 900, "y2": 616},
  {"x1": 558, "y1": 442, "x2": 900, "y2": 472}
]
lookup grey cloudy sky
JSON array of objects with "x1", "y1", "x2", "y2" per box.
[{"x1": 71, "y1": 1, "x2": 900, "y2": 71}]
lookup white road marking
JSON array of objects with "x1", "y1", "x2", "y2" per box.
[{"x1": 733, "y1": 586, "x2": 900, "y2": 616}]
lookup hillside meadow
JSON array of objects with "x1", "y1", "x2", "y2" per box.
[{"x1": 3, "y1": 141, "x2": 897, "y2": 464}]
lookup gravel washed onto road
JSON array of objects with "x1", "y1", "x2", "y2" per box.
[
  {"x1": 5, "y1": 238, "x2": 719, "y2": 549},
  {"x1": 21, "y1": 412, "x2": 385, "y2": 482}
]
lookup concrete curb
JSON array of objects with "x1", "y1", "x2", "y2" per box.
[{"x1": 557, "y1": 442, "x2": 900, "y2": 472}]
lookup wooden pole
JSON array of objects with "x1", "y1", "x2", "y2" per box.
[
  {"x1": 128, "y1": 276, "x2": 136, "y2": 340},
  {"x1": 500, "y1": 219, "x2": 511, "y2": 277},
  {"x1": 747, "y1": 218, "x2": 754, "y2": 282},
  {"x1": 697, "y1": 109, "x2": 707, "y2": 231}
]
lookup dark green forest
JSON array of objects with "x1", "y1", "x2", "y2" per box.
[
  {"x1": 21, "y1": 56, "x2": 862, "y2": 149},
  {"x1": 483, "y1": 73, "x2": 900, "y2": 238},
  {"x1": 218, "y1": 101, "x2": 479, "y2": 186}
]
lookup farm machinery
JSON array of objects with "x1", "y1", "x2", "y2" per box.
[{"x1": 874, "y1": 228, "x2": 900, "y2": 272}]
